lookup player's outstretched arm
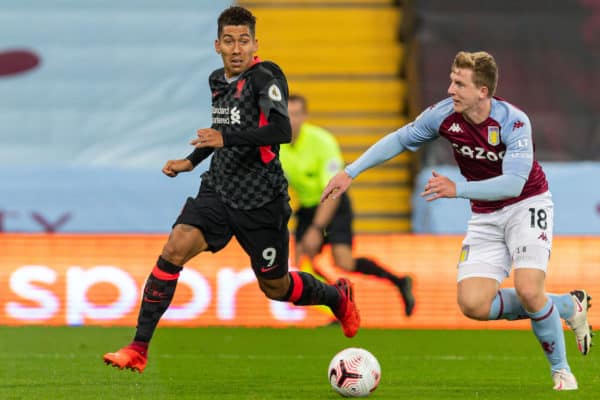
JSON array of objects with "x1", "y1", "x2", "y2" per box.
[
  {"x1": 422, "y1": 170, "x2": 527, "y2": 201},
  {"x1": 322, "y1": 114, "x2": 435, "y2": 202},
  {"x1": 162, "y1": 159, "x2": 194, "y2": 178},
  {"x1": 320, "y1": 171, "x2": 353, "y2": 203},
  {"x1": 343, "y1": 131, "x2": 408, "y2": 179}
]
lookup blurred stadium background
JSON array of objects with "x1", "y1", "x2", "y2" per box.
[{"x1": 1, "y1": 0, "x2": 599, "y2": 345}]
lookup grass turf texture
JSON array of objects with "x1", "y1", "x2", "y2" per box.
[{"x1": 0, "y1": 326, "x2": 597, "y2": 399}]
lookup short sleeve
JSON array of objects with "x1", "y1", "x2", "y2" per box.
[{"x1": 252, "y1": 62, "x2": 289, "y2": 120}]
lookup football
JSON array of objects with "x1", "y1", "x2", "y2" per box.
[{"x1": 328, "y1": 347, "x2": 381, "y2": 397}]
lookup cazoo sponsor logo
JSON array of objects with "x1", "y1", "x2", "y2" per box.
[{"x1": 452, "y1": 143, "x2": 505, "y2": 162}]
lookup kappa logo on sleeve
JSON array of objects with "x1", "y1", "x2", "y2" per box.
[
  {"x1": 268, "y1": 84, "x2": 282, "y2": 101},
  {"x1": 513, "y1": 120, "x2": 525, "y2": 130}
]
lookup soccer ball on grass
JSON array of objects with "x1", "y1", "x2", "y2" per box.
[{"x1": 328, "y1": 347, "x2": 381, "y2": 397}]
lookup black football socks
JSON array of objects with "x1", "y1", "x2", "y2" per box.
[
  {"x1": 284, "y1": 271, "x2": 340, "y2": 309},
  {"x1": 133, "y1": 256, "x2": 182, "y2": 343},
  {"x1": 355, "y1": 257, "x2": 406, "y2": 287}
]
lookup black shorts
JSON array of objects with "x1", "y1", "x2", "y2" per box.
[
  {"x1": 295, "y1": 192, "x2": 353, "y2": 246},
  {"x1": 174, "y1": 188, "x2": 292, "y2": 279}
]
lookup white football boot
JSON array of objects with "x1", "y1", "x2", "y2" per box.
[
  {"x1": 552, "y1": 369, "x2": 578, "y2": 391},
  {"x1": 565, "y1": 290, "x2": 593, "y2": 355}
]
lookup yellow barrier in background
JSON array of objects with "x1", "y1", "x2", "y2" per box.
[{"x1": 1, "y1": 234, "x2": 598, "y2": 329}]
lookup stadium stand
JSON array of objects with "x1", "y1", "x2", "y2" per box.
[
  {"x1": 0, "y1": 1, "x2": 228, "y2": 233},
  {"x1": 409, "y1": 0, "x2": 600, "y2": 234},
  {"x1": 413, "y1": 0, "x2": 600, "y2": 164},
  {"x1": 239, "y1": 0, "x2": 414, "y2": 232}
]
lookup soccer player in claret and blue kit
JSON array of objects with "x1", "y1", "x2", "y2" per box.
[
  {"x1": 103, "y1": 5, "x2": 359, "y2": 373},
  {"x1": 322, "y1": 51, "x2": 592, "y2": 391}
]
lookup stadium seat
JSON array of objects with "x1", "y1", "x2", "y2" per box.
[{"x1": 241, "y1": 1, "x2": 413, "y2": 232}]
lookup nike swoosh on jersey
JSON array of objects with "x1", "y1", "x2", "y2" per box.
[{"x1": 260, "y1": 265, "x2": 278, "y2": 273}]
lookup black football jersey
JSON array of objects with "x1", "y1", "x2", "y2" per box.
[{"x1": 200, "y1": 60, "x2": 290, "y2": 209}]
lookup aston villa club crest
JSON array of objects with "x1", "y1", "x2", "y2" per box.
[{"x1": 487, "y1": 126, "x2": 500, "y2": 146}]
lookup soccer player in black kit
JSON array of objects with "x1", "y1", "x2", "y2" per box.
[{"x1": 103, "y1": 6, "x2": 359, "y2": 373}]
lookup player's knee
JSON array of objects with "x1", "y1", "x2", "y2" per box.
[
  {"x1": 457, "y1": 277, "x2": 499, "y2": 321},
  {"x1": 161, "y1": 242, "x2": 186, "y2": 266},
  {"x1": 459, "y1": 303, "x2": 489, "y2": 321},
  {"x1": 514, "y1": 285, "x2": 545, "y2": 311},
  {"x1": 331, "y1": 247, "x2": 354, "y2": 271},
  {"x1": 334, "y1": 259, "x2": 354, "y2": 272},
  {"x1": 514, "y1": 266, "x2": 547, "y2": 311},
  {"x1": 457, "y1": 297, "x2": 490, "y2": 321},
  {"x1": 258, "y1": 276, "x2": 289, "y2": 300}
]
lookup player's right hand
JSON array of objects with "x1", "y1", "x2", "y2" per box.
[
  {"x1": 420, "y1": 170, "x2": 456, "y2": 201},
  {"x1": 320, "y1": 171, "x2": 353, "y2": 203},
  {"x1": 162, "y1": 159, "x2": 193, "y2": 177}
]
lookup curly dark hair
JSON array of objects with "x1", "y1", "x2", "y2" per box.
[{"x1": 218, "y1": 6, "x2": 256, "y2": 38}]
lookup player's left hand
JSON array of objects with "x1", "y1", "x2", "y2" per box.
[
  {"x1": 420, "y1": 170, "x2": 457, "y2": 201},
  {"x1": 190, "y1": 128, "x2": 224, "y2": 148}
]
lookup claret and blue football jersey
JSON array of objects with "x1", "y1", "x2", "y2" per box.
[{"x1": 347, "y1": 97, "x2": 548, "y2": 213}]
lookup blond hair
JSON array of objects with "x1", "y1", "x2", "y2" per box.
[{"x1": 452, "y1": 51, "x2": 498, "y2": 97}]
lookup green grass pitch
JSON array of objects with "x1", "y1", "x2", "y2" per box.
[{"x1": 0, "y1": 326, "x2": 597, "y2": 399}]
